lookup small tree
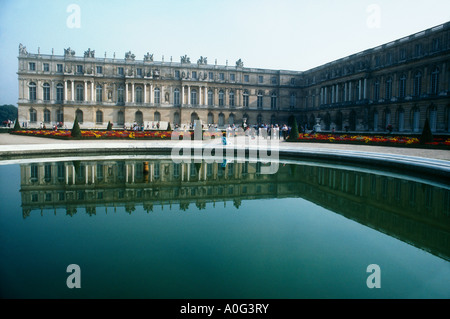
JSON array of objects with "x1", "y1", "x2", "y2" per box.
[
  {"x1": 166, "y1": 122, "x2": 171, "y2": 131},
  {"x1": 13, "y1": 119, "x2": 21, "y2": 131},
  {"x1": 106, "y1": 121, "x2": 113, "y2": 131},
  {"x1": 71, "y1": 117, "x2": 82, "y2": 138},
  {"x1": 287, "y1": 117, "x2": 300, "y2": 141},
  {"x1": 419, "y1": 118, "x2": 433, "y2": 144}
]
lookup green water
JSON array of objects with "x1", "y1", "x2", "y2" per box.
[{"x1": 0, "y1": 158, "x2": 449, "y2": 299}]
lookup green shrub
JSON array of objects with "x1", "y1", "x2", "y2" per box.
[
  {"x1": 71, "y1": 117, "x2": 82, "y2": 138},
  {"x1": 419, "y1": 118, "x2": 433, "y2": 144},
  {"x1": 287, "y1": 117, "x2": 300, "y2": 141}
]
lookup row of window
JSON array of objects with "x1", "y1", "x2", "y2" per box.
[
  {"x1": 27, "y1": 62, "x2": 297, "y2": 86},
  {"x1": 27, "y1": 83, "x2": 287, "y2": 108}
]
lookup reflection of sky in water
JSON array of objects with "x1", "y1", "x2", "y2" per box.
[{"x1": 0, "y1": 161, "x2": 449, "y2": 299}]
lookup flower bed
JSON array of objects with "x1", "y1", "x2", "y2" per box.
[
  {"x1": 11, "y1": 129, "x2": 176, "y2": 139},
  {"x1": 289, "y1": 133, "x2": 450, "y2": 149}
]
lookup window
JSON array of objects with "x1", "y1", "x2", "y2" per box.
[
  {"x1": 191, "y1": 89, "x2": 198, "y2": 105},
  {"x1": 56, "y1": 84, "x2": 64, "y2": 102},
  {"x1": 96, "y1": 66, "x2": 103, "y2": 74},
  {"x1": 399, "y1": 49, "x2": 406, "y2": 61},
  {"x1": 29, "y1": 82, "x2": 36, "y2": 101},
  {"x1": 374, "y1": 81, "x2": 380, "y2": 101},
  {"x1": 174, "y1": 88, "x2": 180, "y2": 105},
  {"x1": 192, "y1": 71, "x2": 197, "y2": 79},
  {"x1": 258, "y1": 76, "x2": 263, "y2": 83},
  {"x1": 76, "y1": 65, "x2": 83, "y2": 74},
  {"x1": 399, "y1": 75, "x2": 406, "y2": 98},
  {"x1": 44, "y1": 164, "x2": 52, "y2": 182},
  {"x1": 75, "y1": 109, "x2": 83, "y2": 123},
  {"x1": 118, "y1": 110, "x2": 124, "y2": 125},
  {"x1": 208, "y1": 90, "x2": 213, "y2": 106},
  {"x1": 271, "y1": 77, "x2": 277, "y2": 84},
  {"x1": 219, "y1": 73, "x2": 224, "y2": 81},
  {"x1": 244, "y1": 75, "x2": 249, "y2": 83},
  {"x1": 118, "y1": 67, "x2": 124, "y2": 75},
  {"x1": 291, "y1": 78, "x2": 296, "y2": 85},
  {"x1": 175, "y1": 70, "x2": 180, "y2": 78},
  {"x1": 29, "y1": 108, "x2": 37, "y2": 122},
  {"x1": 432, "y1": 38, "x2": 440, "y2": 51},
  {"x1": 413, "y1": 72, "x2": 422, "y2": 97},
  {"x1": 136, "y1": 86, "x2": 143, "y2": 103},
  {"x1": 136, "y1": 68, "x2": 142, "y2": 77},
  {"x1": 218, "y1": 90, "x2": 224, "y2": 106},
  {"x1": 154, "y1": 87, "x2": 160, "y2": 104},
  {"x1": 43, "y1": 83, "x2": 50, "y2": 101},
  {"x1": 385, "y1": 77, "x2": 392, "y2": 100},
  {"x1": 415, "y1": 44, "x2": 422, "y2": 57},
  {"x1": 30, "y1": 164, "x2": 38, "y2": 180},
  {"x1": 386, "y1": 53, "x2": 392, "y2": 65},
  {"x1": 29, "y1": 62, "x2": 35, "y2": 71},
  {"x1": 56, "y1": 109, "x2": 64, "y2": 123},
  {"x1": 431, "y1": 67, "x2": 439, "y2": 95},
  {"x1": 257, "y1": 114, "x2": 263, "y2": 124},
  {"x1": 243, "y1": 90, "x2": 249, "y2": 108},
  {"x1": 271, "y1": 92, "x2": 277, "y2": 109},
  {"x1": 209, "y1": 72, "x2": 214, "y2": 80},
  {"x1": 290, "y1": 93, "x2": 296, "y2": 109},
  {"x1": 228, "y1": 90, "x2": 235, "y2": 107},
  {"x1": 154, "y1": 111, "x2": 161, "y2": 122},
  {"x1": 44, "y1": 109, "x2": 50, "y2": 123},
  {"x1": 57, "y1": 64, "x2": 63, "y2": 73},
  {"x1": 117, "y1": 86, "x2": 124, "y2": 103},
  {"x1": 43, "y1": 63, "x2": 49, "y2": 72},
  {"x1": 230, "y1": 73, "x2": 235, "y2": 81},
  {"x1": 96, "y1": 85, "x2": 103, "y2": 102},
  {"x1": 76, "y1": 84, "x2": 84, "y2": 101},
  {"x1": 96, "y1": 110, "x2": 103, "y2": 123},
  {"x1": 257, "y1": 91, "x2": 263, "y2": 109}
]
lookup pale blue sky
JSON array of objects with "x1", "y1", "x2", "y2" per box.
[{"x1": 1, "y1": 0, "x2": 449, "y2": 105}]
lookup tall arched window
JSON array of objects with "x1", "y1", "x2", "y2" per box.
[
  {"x1": 373, "y1": 80, "x2": 380, "y2": 101},
  {"x1": 228, "y1": 113, "x2": 235, "y2": 125},
  {"x1": 96, "y1": 110, "x2": 103, "y2": 124},
  {"x1": 257, "y1": 91, "x2": 263, "y2": 109},
  {"x1": 96, "y1": 85, "x2": 103, "y2": 102},
  {"x1": 56, "y1": 109, "x2": 64, "y2": 123},
  {"x1": 429, "y1": 106, "x2": 437, "y2": 132},
  {"x1": 117, "y1": 86, "x2": 124, "y2": 103},
  {"x1": 412, "y1": 108, "x2": 420, "y2": 132},
  {"x1": 413, "y1": 71, "x2": 422, "y2": 97},
  {"x1": 43, "y1": 109, "x2": 51, "y2": 123},
  {"x1": 431, "y1": 67, "x2": 439, "y2": 95},
  {"x1": 56, "y1": 83, "x2": 64, "y2": 102},
  {"x1": 43, "y1": 83, "x2": 50, "y2": 101},
  {"x1": 76, "y1": 84, "x2": 84, "y2": 102},
  {"x1": 218, "y1": 113, "x2": 225, "y2": 126},
  {"x1": 75, "y1": 109, "x2": 83, "y2": 123},
  {"x1": 135, "y1": 86, "x2": 143, "y2": 103},
  {"x1": 397, "y1": 108, "x2": 405, "y2": 132},
  {"x1": 117, "y1": 110, "x2": 124, "y2": 125},
  {"x1": 154, "y1": 87, "x2": 160, "y2": 104},
  {"x1": 399, "y1": 75, "x2": 406, "y2": 98},
  {"x1": 29, "y1": 82, "x2": 36, "y2": 101},
  {"x1": 290, "y1": 93, "x2": 296, "y2": 109},
  {"x1": 271, "y1": 92, "x2": 277, "y2": 109},
  {"x1": 207, "y1": 112, "x2": 214, "y2": 125},
  {"x1": 208, "y1": 90, "x2": 214, "y2": 106},
  {"x1": 174, "y1": 88, "x2": 180, "y2": 105},
  {"x1": 135, "y1": 111, "x2": 143, "y2": 125},
  {"x1": 243, "y1": 90, "x2": 249, "y2": 108},
  {"x1": 154, "y1": 111, "x2": 161, "y2": 122},
  {"x1": 257, "y1": 114, "x2": 263, "y2": 124},
  {"x1": 173, "y1": 112, "x2": 180, "y2": 125},
  {"x1": 385, "y1": 77, "x2": 392, "y2": 100},
  {"x1": 218, "y1": 90, "x2": 225, "y2": 106},
  {"x1": 229, "y1": 90, "x2": 235, "y2": 107},
  {"x1": 191, "y1": 89, "x2": 198, "y2": 106},
  {"x1": 29, "y1": 108, "x2": 37, "y2": 122}
]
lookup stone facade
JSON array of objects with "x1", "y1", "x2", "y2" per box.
[{"x1": 17, "y1": 22, "x2": 450, "y2": 132}]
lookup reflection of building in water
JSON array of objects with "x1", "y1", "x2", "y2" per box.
[{"x1": 20, "y1": 160, "x2": 450, "y2": 260}]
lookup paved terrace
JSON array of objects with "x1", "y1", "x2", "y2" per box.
[{"x1": 0, "y1": 133, "x2": 449, "y2": 181}]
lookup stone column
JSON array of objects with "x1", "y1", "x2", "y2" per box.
[
  {"x1": 144, "y1": 83, "x2": 147, "y2": 104},
  {"x1": 331, "y1": 86, "x2": 335, "y2": 104},
  {"x1": 199, "y1": 87, "x2": 202, "y2": 106},
  {"x1": 188, "y1": 86, "x2": 191, "y2": 105},
  {"x1": 336, "y1": 84, "x2": 339, "y2": 103},
  {"x1": 126, "y1": 83, "x2": 129, "y2": 103},
  {"x1": 71, "y1": 81, "x2": 74, "y2": 101},
  {"x1": 64, "y1": 80, "x2": 68, "y2": 102},
  {"x1": 344, "y1": 82, "x2": 348, "y2": 102},
  {"x1": 358, "y1": 79, "x2": 362, "y2": 100},
  {"x1": 131, "y1": 83, "x2": 135, "y2": 103},
  {"x1": 349, "y1": 82, "x2": 352, "y2": 102},
  {"x1": 364, "y1": 78, "x2": 367, "y2": 99},
  {"x1": 91, "y1": 82, "x2": 94, "y2": 102},
  {"x1": 84, "y1": 81, "x2": 87, "y2": 101},
  {"x1": 181, "y1": 85, "x2": 185, "y2": 106},
  {"x1": 204, "y1": 87, "x2": 208, "y2": 105},
  {"x1": 150, "y1": 84, "x2": 154, "y2": 105}
]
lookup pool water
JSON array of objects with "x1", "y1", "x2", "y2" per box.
[{"x1": 0, "y1": 158, "x2": 449, "y2": 299}]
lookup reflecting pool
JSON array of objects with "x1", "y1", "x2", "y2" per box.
[{"x1": 0, "y1": 157, "x2": 449, "y2": 299}]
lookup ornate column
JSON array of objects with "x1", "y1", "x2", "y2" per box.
[
  {"x1": 344, "y1": 83, "x2": 348, "y2": 102},
  {"x1": 150, "y1": 83, "x2": 154, "y2": 104},
  {"x1": 181, "y1": 85, "x2": 185, "y2": 106},
  {"x1": 358, "y1": 79, "x2": 362, "y2": 100},
  {"x1": 64, "y1": 80, "x2": 68, "y2": 102},
  {"x1": 91, "y1": 82, "x2": 94, "y2": 102},
  {"x1": 187, "y1": 85, "x2": 191, "y2": 105},
  {"x1": 364, "y1": 78, "x2": 367, "y2": 99},
  {"x1": 131, "y1": 82, "x2": 135, "y2": 103},
  {"x1": 84, "y1": 81, "x2": 88, "y2": 102},
  {"x1": 204, "y1": 86, "x2": 207, "y2": 105},
  {"x1": 199, "y1": 87, "x2": 202, "y2": 106},
  {"x1": 144, "y1": 83, "x2": 147, "y2": 104},
  {"x1": 125, "y1": 83, "x2": 129, "y2": 103},
  {"x1": 71, "y1": 81, "x2": 74, "y2": 101},
  {"x1": 335, "y1": 84, "x2": 339, "y2": 103}
]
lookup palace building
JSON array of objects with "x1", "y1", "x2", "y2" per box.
[{"x1": 17, "y1": 22, "x2": 450, "y2": 132}]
